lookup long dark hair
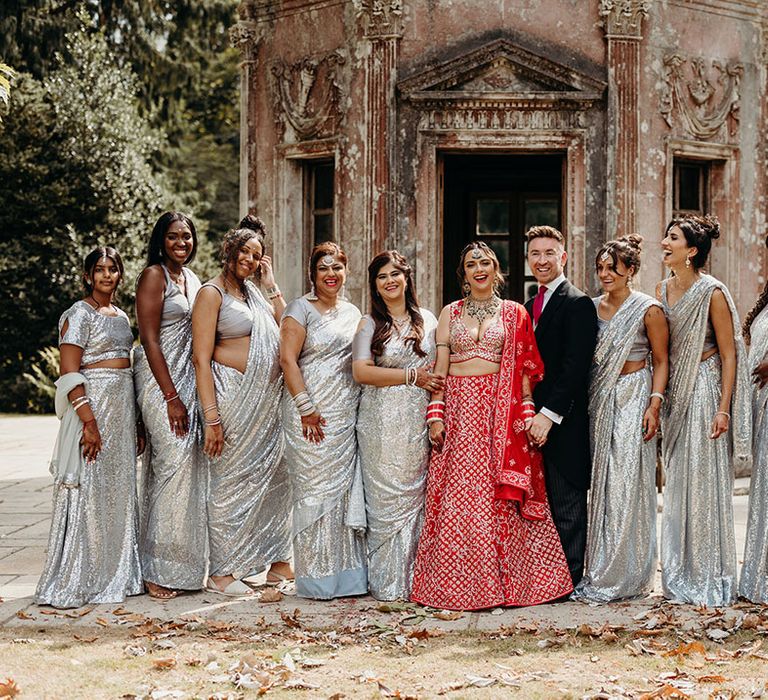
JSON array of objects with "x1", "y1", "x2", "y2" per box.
[
  {"x1": 146, "y1": 211, "x2": 197, "y2": 267},
  {"x1": 368, "y1": 250, "x2": 426, "y2": 358},
  {"x1": 83, "y1": 246, "x2": 124, "y2": 294}
]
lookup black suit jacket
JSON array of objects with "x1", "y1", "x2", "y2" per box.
[{"x1": 525, "y1": 279, "x2": 597, "y2": 491}]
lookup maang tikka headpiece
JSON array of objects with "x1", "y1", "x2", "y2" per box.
[
  {"x1": 470, "y1": 248, "x2": 483, "y2": 260},
  {"x1": 321, "y1": 255, "x2": 335, "y2": 266}
]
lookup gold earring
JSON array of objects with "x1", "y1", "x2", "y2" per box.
[
  {"x1": 462, "y1": 282, "x2": 470, "y2": 296},
  {"x1": 685, "y1": 257, "x2": 692, "y2": 269}
]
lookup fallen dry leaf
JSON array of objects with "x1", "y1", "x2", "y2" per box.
[
  {"x1": 663, "y1": 641, "x2": 707, "y2": 658},
  {"x1": 151, "y1": 658, "x2": 177, "y2": 671},
  {"x1": 0, "y1": 679, "x2": 20, "y2": 698},
  {"x1": 698, "y1": 674, "x2": 728, "y2": 683},
  {"x1": 260, "y1": 588, "x2": 283, "y2": 603},
  {"x1": 95, "y1": 617, "x2": 111, "y2": 627},
  {"x1": 73, "y1": 635, "x2": 98, "y2": 643},
  {"x1": 639, "y1": 684, "x2": 692, "y2": 699},
  {"x1": 280, "y1": 609, "x2": 302, "y2": 629},
  {"x1": 15, "y1": 610, "x2": 33, "y2": 620},
  {"x1": 432, "y1": 610, "x2": 463, "y2": 621},
  {"x1": 742, "y1": 613, "x2": 761, "y2": 629}
]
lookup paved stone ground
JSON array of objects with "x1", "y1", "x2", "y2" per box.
[{"x1": 0, "y1": 413, "x2": 753, "y2": 633}]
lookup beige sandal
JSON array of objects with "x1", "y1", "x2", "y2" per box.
[{"x1": 204, "y1": 577, "x2": 255, "y2": 597}]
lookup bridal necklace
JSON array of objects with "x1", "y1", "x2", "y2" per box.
[{"x1": 465, "y1": 294, "x2": 500, "y2": 325}]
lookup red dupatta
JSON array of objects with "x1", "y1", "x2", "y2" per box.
[{"x1": 491, "y1": 300, "x2": 548, "y2": 521}]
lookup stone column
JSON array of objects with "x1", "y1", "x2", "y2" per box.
[
  {"x1": 229, "y1": 22, "x2": 260, "y2": 217},
  {"x1": 355, "y1": 0, "x2": 403, "y2": 256},
  {"x1": 600, "y1": 0, "x2": 650, "y2": 238}
]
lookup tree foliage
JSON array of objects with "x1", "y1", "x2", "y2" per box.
[{"x1": 0, "y1": 2, "x2": 239, "y2": 411}]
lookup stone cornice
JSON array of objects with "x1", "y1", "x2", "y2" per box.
[
  {"x1": 667, "y1": 0, "x2": 764, "y2": 21},
  {"x1": 406, "y1": 93, "x2": 603, "y2": 109},
  {"x1": 239, "y1": 0, "x2": 345, "y2": 23},
  {"x1": 599, "y1": 0, "x2": 651, "y2": 39}
]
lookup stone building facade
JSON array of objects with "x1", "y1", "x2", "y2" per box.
[{"x1": 231, "y1": 0, "x2": 768, "y2": 315}]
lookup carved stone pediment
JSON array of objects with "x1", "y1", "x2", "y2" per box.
[{"x1": 398, "y1": 39, "x2": 606, "y2": 107}]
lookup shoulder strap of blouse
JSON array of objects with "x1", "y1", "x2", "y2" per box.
[
  {"x1": 200, "y1": 282, "x2": 224, "y2": 298},
  {"x1": 449, "y1": 299, "x2": 464, "y2": 320}
]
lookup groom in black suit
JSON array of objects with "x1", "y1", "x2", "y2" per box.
[{"x1": 524, "y1": 226, "x2": 597, "y2": 586}]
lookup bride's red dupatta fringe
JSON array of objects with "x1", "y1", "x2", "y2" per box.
[{"x1": 492, "y1": 301, "x2": 549, "y2": 521}]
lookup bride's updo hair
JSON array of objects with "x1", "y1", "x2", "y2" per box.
[
  {"x1": 595, "y1": 234, "x2": 643, "y2": 276},
  {"x1": 665, "y1": 214, "x2": 720, "y2": 270}
]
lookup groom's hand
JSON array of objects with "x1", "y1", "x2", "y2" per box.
[{"x1": 528, "y1": 413, "x2": 553, "y2": 447}]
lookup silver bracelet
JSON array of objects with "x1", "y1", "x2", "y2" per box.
[
  {"x1": 293, "y1": 391, "x2": 317, "y2": 417},
  {"x1": 714, "y1": 411, "x2": 731, "y2": 419},
  {"x1": 71, "y1": 396, "x2": 90, "y2": 409},
  {"x1": 649, "y1": 392, "x2": 665, "y2": 403}
]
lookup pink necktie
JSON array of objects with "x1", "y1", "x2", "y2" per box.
[{"x1": 533, "y1": 285, "x2": 547, "y2": 326}]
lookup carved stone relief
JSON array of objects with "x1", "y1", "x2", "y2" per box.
[
  {"x1": 353, "y1": 0, "x2": 404, "y2": 38},
  {"x1": 228, "y1": 22, "x2": 261, "y2": 61},
  {"x1": 418, "y1": 107, "x2": 585, "y2": 132},
  {"x1": 660, "y1": 54, "x2": 743, "y2": 141},
  {"x1": 599, "y1": 0, "x2": 650, "y2": 38},
  {"x1": 270, "y1": 51, "x2": 346, "y2": 142}
]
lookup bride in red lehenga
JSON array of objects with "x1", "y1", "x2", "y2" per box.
[{"x1": 410, "y1": 242, "x2": 573, "y2": 610}]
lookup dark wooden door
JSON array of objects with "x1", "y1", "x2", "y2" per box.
[{"x1": 442, "y1": 154, "x2": 563, "y2": 305}]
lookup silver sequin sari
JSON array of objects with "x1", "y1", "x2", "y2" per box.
[
  {"x1": 573, "y1": 291, "x2": 660, "y2": 603},
  {"x1": 355, "y1": 310, "x2": 437, "y2": 600},
  {"x1": 281, "y1": 297, "x2": 367, "y2": 599},
  {"x1": 660, "y1": 275, "x2": 752, "y2": 606},
  {"x1": 134, "y1": 266, "x2": 206, "y2": 590},
  {"x1": 206, "y1": 282, "x2": 290, "y2": 578},
  {"x1": 739, "y1": 305, "x2": 768, "y2": 602},
  {"x1": 36, "y1": 303, "x2": 142, "y2": 608}
]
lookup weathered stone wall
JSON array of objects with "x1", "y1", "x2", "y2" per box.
[{"x1": 234, "y1": 0, "x2": 767, "y2": 317}]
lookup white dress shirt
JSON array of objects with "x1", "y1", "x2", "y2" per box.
[{"x1": 534, "y1": 272, "x2": 567, "y2": 426}]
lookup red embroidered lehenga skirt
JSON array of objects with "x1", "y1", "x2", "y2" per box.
[{"x1": 410, "y1": 373, "x2": 573, "y2": 610}]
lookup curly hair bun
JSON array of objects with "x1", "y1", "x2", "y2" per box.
[
  {"x1": 620, "y1": 234, "x2": 644, "y2": 251},
  {"x1": 702, "y1": 214, "x2": 720, "y2": 240},
  {"x1": 238, "y1": 214, "x2": 267, "y2": 236}
]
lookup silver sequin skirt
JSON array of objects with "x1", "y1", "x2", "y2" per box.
[
  {"x1": 135, "y1": 348, "x2": 207, "y2": 591},
  {"x1": 574, "y1": 369, "x2": 657, "y2": 603},
  {"x1": 661, "y1": 354, "x2": 737, "y2": 606},
  {"x1": 35, "y1": 368, "x2": 142, "y2": 608}
]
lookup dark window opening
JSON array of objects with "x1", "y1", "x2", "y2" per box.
[
  {"x1": 443, "y1": 153, "x2": 563, "y2": 304},
  {"x1": 673, "y1": 160, "x2": 709, "y2": 217},
  {"x1": 307, "y1": 160, "x2": 335, "y2": 246}
]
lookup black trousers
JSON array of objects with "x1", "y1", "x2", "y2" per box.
[{"x1": 544, "y1": 464, "x2": 588, "y2": 586}]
